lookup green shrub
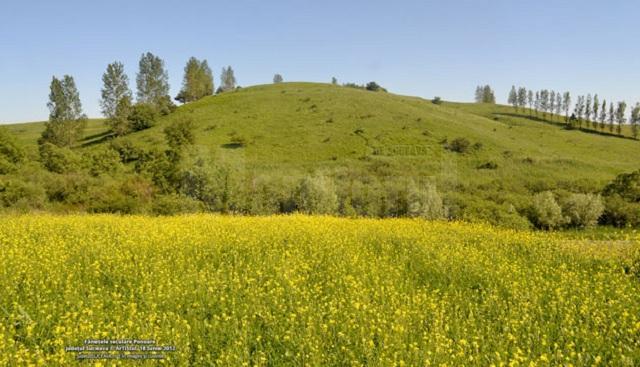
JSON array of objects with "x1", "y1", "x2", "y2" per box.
[
  {"x1": 295, "y1": 175, "x2": 338, "y2": 214},
  {"x1": 154, "y1": 95, "x2": 177, "y2": 116},
  {"x1": 432, "y1": 97, "x2": 442, "y2": 105},
  {"x1": 561, "y1": 193, "x2": 604, "y2": 228},
  {"x1": 602, "y1": 194, "x2": 640, "y2": 227},
  {"x1": 530, "y1": 191, "x2": 565, "y2": 229},
  {"x1": 88, "y1": 148, "x2": 123, "y2": 176},
  {"x1": 477, "y1": 161, "x2": 498, "y2": 170},
  {"x1": 0, "y1": 178, "x2": 46, "y2": 209},
  {"x1": 38, "y1": 143, "x2": 81, "y2": 174},
  {"x1": 447, "y1": 138, "x2": 471, "y2": 153},
  {"x1": 406, "y1": 182, "x2": 445, "y2": 219},
  {"x1": 129, "y1": 103, "x2": 158, "y2": 131},
  {"x1": 152, "y1": 194, "x2": 202, "y2": 215},
  {"x1": 44, "y1": 173, "x2": 91, "y2": 205},
  {"x1": 109, "y1": 138, "x2": 142, "y2": 163},
  {"x1": 164, "y1": 117, "x2": 195, "y2": 150},
  {"x1": 603, "y1": 170, "x2": 640, "y2": 202},
  {"x1": 0, "y1": 128, "x2": 23, "y2": 173}
]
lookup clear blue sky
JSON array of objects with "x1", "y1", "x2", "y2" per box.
[{"x1": 1, "y1": 0, "x2": 638, "y2": 123}]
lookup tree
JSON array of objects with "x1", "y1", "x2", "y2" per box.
[
  {"x1": 585, "y1": 94, "x2": 592, "y2": 128},
  {"x1": 176, "y1": 57, "x2": 214, "y2": 103},
  {"x1": 574, "y1": 96, "x2": 585, "y2": 129},
  {"x1": 592, "y1": 94, "x2": 600, "y2": 129},
  {"x1": 40, "y1": 75, "x2": 87, "y2": 147},
  {"x1": 475, "y1": 85, "x2": 495, "y2": 103},
  {"x1": 136, "y1": 52, "x2": 170, "y2": 107},
  {"x1": 562, "y1": 193, "x2": 604, "y2": 228},
  {"x1": 608, "y1": 103, "x2": 615, "y2": 133},
  {"x1": 549, "y1": 91, "x2": 556, "y2": 120},
  {"x1": 527, "y1": 90, "x2": 534, "y2": 116},
  {"x1": 517, "y1": 87, "x2": 527, "y2": 112},
  {"x1": 508, "y1": 86, "x2": 517, "y2": 110},
  {"x1": 100, "y1": 61, "x2": 131, "y2": 119},
  {"x1": 107, "y1": 95, "x2": 133, "y2": 136},
  {"x1": 531, "y1": 191, "x2": 565, "y2": 230},
  {"x1": 475, "y1": 86, "x2": 483, "y2": 103},
  {"x1": 615, "y1": 101, "x2": 627, "y2": 135},
  {"x1": 599, "y1": 100, "x2": 607, "y2": 131},
  {"x1": 273, "y1": 74, "x2": 283, "y2": 83},
  {"x1": 483, "y1": 85, "x2": 495, "y2": 103},
  {"x1": 365, "y1": 81, "x2": 384, "y2": 92},
  {"x1": 555, "y1": 92, "x2": 562, "y2": 119},
  {"x1": 164, "y1": 117, "x2": 195, "y2": 151},
  {"x1": 562, "y1": 92, "x2": 571, "y2": 122},
  {"x1": 220, "y1": 66, "x2": 237, "y2": 92},
  {"x1": 535, "y1": 91, "x2": 541, "y2": 117},
  {"x1": 630, "y1": 103, "x2": 640, "y2": 139},
  {"x1": 331, "y1": 77, "x2": 338, "y2": 85},
  {"x1": 540, "y1": 90, "x2": 550, "y2": 118}
]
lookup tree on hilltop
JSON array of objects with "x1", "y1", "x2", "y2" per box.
[
  {"x1": 40, "y1": 75, "x2": 87, "y2": 147},
  {"x1": 100, "y1": 61, "x2": 131, "y2": 119}
]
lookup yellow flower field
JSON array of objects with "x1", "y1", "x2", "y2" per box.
[{"x1": 0, "y1": 215, "x2": 639, "y2": 366}]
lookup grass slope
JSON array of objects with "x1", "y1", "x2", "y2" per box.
[{"x1": 4, "y1": 82, "x2": 639, "y2": 220}]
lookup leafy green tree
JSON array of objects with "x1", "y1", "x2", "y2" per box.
[
  {"x1": 107, "y1": 95, "x2": 133, "y2": 136},
  {"x1": 41, "y1": 75, "x2": 87, "y2": 147},
  {"x1": 100, "y1": 62, "x2": 131, "y2": 119},
  {"x1": 128, "y1": 103, "x2": 158, "y2": 131},
  {"x1": 136, "y1": 52, "x2": 170, "y2": 107},
  {"x1": 615, "y1": 101, "x2": 627, "y2": 135},
  {"x1": 220, "y1": 66, "x2": 237, "y2": 92},
  {"x1": 482, "y1": 85, "x2": 495, "y2": 103},
  {"x1": 176, "y1": 57, "x2": 214, "y2": 103},
  {"x1": 273, "y1": 74, "x2": 283, "y2": 83},
  {"x1": 0, "y1": 128, "x2": 23, "y2": 174},
  {"x1": 508, "y1": 86, "x2": 517, "y2": 110},
  {"x1": 562, "y1": 92, "x2": 571, "y2": 122},
  {"x1": 295, "y1": 175, "x2": 338, "y2": 214},
  {"x1": 531, "y1": 191, "x2": 565, "y2": 230},
  {"x1": 164, "y1": 117, "x2": 195, "y2": 151},
  {"x1": 585, "y1": 94, "x2": 592, "y2": 128},
  {"x1": 562, "y1": 193, "x2": 604, "y2": 228},
  {"x1": 527, "y1": 90, "x2": 534, "y2": 115},
  {"x1": 517, "y1": 87, "x2": 527, "y2": 111},
  {"x1": 599, "y1": 100, "x2": 607, "y2": 131},
  {"x1": 592, "y1": 94, "x2": 599, "y2": 129},
  {"x1": 574, "y1": 96, "x2": 585, "y2": 128},
  {"x1": 555, "y1": 92, "x2": 562, "y2": 119},
  {"x1": 331, "y1": 77, "x2": 338, "y2": 85},
  {"x1": 608, "y1": 103, "x2": 615, "y2": 133},
  {"x1": 631, "y1": 103, "x2": 640, "y2": 139},
  {"x1": 540, "y1": 90, "x2": 549, "y2": 118}
]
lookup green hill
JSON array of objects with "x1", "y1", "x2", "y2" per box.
[{"x1": 2, "y1": 82, "x2": 639, "y2": 227}]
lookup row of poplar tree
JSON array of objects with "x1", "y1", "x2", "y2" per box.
[
  {"x1": 507, "y1": 86, "x2": 640, "y2": 138},
  {"x1": 40, "y1": 52, "x2": 245, "y2": 147}
]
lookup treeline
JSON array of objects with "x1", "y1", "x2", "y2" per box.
[
  {"x1": 40, "y1": 52, "x2": 244, "y2": 148},
  {"x1": 507, "y1": 86, "x2": 640, "y2": 138}
]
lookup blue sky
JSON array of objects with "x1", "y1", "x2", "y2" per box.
[{"x1": 0, "y1": 0, "x2": 638, "y2": 123}]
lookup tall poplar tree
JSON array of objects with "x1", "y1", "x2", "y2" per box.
[
  {"x1": 136, "y1": 52, "x2": 170, "y2": 105},
  {"x1": 176, "y1": 57, "x2": 214, "y2": 103},
  {"x1": 100, "y1": 61, "x2": 131, "y2": 119},
  {"x1": 40, "y1": 75, "x2": 87, "y2": 147}
]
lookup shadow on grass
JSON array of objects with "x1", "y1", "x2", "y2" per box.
[
  {"x1": 496, "y1": 112, "x2": 636, "y2": 141},
  {"x1": 80, "y1": 131, "x2": 115, "y2": 147},
  {"x1": 221, "y1": 143, "x2": 244, "y2": 149}
]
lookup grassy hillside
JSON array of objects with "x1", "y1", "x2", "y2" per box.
[
  {"x1": 1, "y1": 215, "x2": 638, "y2": 365},
  {"x1": 2, "y1": 82, "x2": 639, "y2": 226}
]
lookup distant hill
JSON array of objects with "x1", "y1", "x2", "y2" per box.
[{"x1": 2, "y1": 82, "x2": 639, "y2": 226}]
